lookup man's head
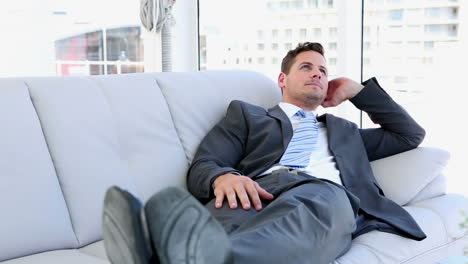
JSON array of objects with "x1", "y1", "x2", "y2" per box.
[{"x1": 278, "y1": 42, "x2": 328, "y2": 111}]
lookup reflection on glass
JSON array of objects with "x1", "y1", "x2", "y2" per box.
[
  {"x1": 55, "y1": 30, "x2": 104, "y2": 61},
  {"x1": 121, "y1": 65, "x2": 144, "y2": 74},
  {"x1": 363, "y1": 0, "x2": 466, "y2": 195},
  {"x1": 55, "y1": 26, "x2": 144, "y2": 76},
  {"x1": 106, "y1": 27, "x2": 143, "y2": 62},
  {"x1": 199, "y1": 0, "x2": 340, "y2": 80},
  {"x1": 199, "y1": 0, "x2": 363, "y2": 124},
  {"x1": 107, "y1": 65, "x2": 118, "y2": 75},
  {"x1": 90, "y1": 65, "x2": 104, "y2": 75}
]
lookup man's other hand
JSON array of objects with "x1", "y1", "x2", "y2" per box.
[
  {"x1": 322, "y1": 77, "x2": 364, "y2": 108},
  {"x1": 213, "y1": 173, "x2": 274, "y2": 211}
]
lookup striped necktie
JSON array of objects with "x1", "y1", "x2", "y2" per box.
[{"x1": 279, "y1": 110, "x2": 318, "y2": 168}]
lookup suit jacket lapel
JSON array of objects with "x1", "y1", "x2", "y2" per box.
[
  {"x1": 321, "y1": 113, "x2": 337, "y2": 151},
  {"x1": 267, "y1": 105, "x2": 292, "y2": 150}
]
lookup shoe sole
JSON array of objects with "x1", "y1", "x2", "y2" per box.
[{"x1": 103, "y1": 187, "x2": 154, "y2": 264}]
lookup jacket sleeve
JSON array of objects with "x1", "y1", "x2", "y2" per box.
[
  {"x1": 187, "y1": 100, "x2": 248, "y2": 202},
  {"x1": 350, "y1": 77, "x2": 426, "y2": 162}
]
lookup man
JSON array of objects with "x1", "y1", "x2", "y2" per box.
[{"x1": 102, "y1": 42, "x2": 426, "y2": 264}]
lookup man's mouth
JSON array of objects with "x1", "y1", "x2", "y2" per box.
[{"x1": 305, "y1": 82, "x2": 322, "y2": 88}]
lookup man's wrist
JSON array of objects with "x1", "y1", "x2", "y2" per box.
[
  {"x1": 212, "y1": 171, "x2": 241, "y2": 190},
  {"x1": 348, "y1": 83, "x2": 365, "y2": 99}
]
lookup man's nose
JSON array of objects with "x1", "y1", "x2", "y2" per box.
[{"x1": 310, "y1": 66, "x2": 321, "y2": 79}]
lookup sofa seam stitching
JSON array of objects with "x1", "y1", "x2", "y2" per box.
[
  {"x1": 411, "y1": 203, "x2": 451, "y2": 240},
  {"x1": 153, "y1": 77, "x2": 191, "y2": 164},
  {"x1": 400, "y1": 236, "x2": 466, "y2": 263},
  {"x1": 349, "y1": 242, "x2": 383, "y2": 264},
  {"x1": 23, "y1": 80, "x2": 81, "y2": 247}
]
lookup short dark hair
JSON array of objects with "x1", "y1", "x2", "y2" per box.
[{"x1": 281, "y1": 42, "x2": 325, "y2": 74}]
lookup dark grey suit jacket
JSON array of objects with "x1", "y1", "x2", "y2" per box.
[{"x1": 187, "y1": 78, "x2": 426, "y2": 241}]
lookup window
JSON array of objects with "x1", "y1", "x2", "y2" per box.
[
  {"x1": 451, "y1": 7, "x2": 458, "y2": 19},
  {"x1": 1, "y1": 1, "x2": 152, "y2": 77},
  {"x1": 406, "y1": 8, "x2": 422, "y2": 20},
  {"x1": 424, "y1": 41, "x2": 434, "y2": 50},
  {"x1": 363, "y1": 0, "x2": 465, "y2": 195},
  {"x1": 308, "y1": 0, "x2": 318, "y2": 8},
  {"x1": 300, "y1": 28, "x2": 307, "y2": 39},
  {"x1": 267, "y1": 2, "x2": 275, "y2": 9},
  {"x1": 363, "y1": 41, "x2": 371, "y2": 50},
  {"x1": 425, "y1": 7, "x2": 442, "y2": 18},
  {"x1": 55, "y1": 27, "x2": 145, "y2": 75},
  {"x1": 200, "y1": 0, "x2": 360, "y2": 124},
  {"x1": 272, "y1": 29, "x2": 279, "y2": 39},
  {"x1": 424, "y1": 24, "x2": 458, "y2": 37},
  {"x1": 313, "y1": 28, "x2": 322, "y2": 38},
  {"x1": 292, "y1": 0, "x2": 304, "y2": 8},
  {"x1": 257, "y1": 30, "x2": 264, "y2": 39},
  {"x1": 280, "y1": 1, "x2": 290, "y2": 8},
  {"x1": 364, "y1": 26, "x2": 371, "y2": 38},
  {"x1": 329, "y1": 27, "x2": 338, "y2": 38},
  {"x1": 389, "y1": 9, "x2": 403, "y2": 20}
]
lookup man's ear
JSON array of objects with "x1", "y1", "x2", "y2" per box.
[{"x1": 278, "y1": 72, "x2": 286, "y2": 89}]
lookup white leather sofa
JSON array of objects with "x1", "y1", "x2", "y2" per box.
[{"x1": 0, "y1": 71, "x2": 466, "y2": 264}]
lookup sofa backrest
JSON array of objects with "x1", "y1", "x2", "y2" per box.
[
  {"x1": 0, "y1": 79, "x2": 78, "y2": 261},
  {"x1": 0, "y1": 70, "x2": 281, "y2": 261}
]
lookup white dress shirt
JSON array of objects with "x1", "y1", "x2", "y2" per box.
[{"x1": 260, "y1": 102, "x2": 343, "y2": 185}]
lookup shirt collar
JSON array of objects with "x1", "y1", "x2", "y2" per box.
[{"x1": 278, "y1": 102, "x2": 318, "y2": 119}]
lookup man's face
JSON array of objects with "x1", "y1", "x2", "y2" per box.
[{"x1": 278, "y1": 50, "x2": 328, "y2": 110}]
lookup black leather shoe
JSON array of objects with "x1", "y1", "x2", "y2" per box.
[
  {"x1": 102, "y1": 186, "x2": 155, "y2": 264},
  {"x1": 144, "y1": 187, "x2": 233, "y2": 264}
]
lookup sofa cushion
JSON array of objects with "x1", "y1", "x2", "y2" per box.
[
  {"x1": 410, "y1": 194, "x2": 467, "y2": 240},
  {"x1": 78, "y1": 241, "x2": 107, "y2": 261},
  {"x1": 0, "y1": 80, "x2": 77, "y2": 261},
  {"x1": 155, "y1": 70, "x2": 282, "y2": 163},
  {"x1": 25, "y1": 77, "x2": 138, "y2": 247},
  {"x1": 1, "y1": 250, "x2": 109, "y2": 264},
  {"x1": 334, "y1": 194, "x2": 467, "y2": 264},
  {"x1": 92, "y1": 74, "x2": 189, "y2": 202},
  {"x1": 370, "y1": 147, "x2": 450, "y2": 206},
  {"x1": 410, "y1": 174, "x2": 446, "y2": 204}
]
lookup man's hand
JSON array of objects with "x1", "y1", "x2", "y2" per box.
[
  {"x1": 322, "y1": 77, "x2": 364, "y2": 108},
  {"x1": 213, "y1": 173, "x2": 274, "y2": 211}
]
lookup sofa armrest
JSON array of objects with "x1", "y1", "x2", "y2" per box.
[
  {"x1": 370, "y1": 147, "x2": 450, "y2": 206},
  {"x1": 408, "y1": 173, "x2": 447, "y2": 204}
]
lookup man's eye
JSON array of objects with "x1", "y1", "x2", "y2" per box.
[{"x1": 301, "y1": 65, "x2": 311, "y2": 69}]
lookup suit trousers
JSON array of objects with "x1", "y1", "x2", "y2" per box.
[{"x1": 205, "y1": 171, "x2": 359, "y2": 264}]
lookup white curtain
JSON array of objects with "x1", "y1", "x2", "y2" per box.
[{"x1": 140, "y1": 0, "x2": 176, "y2": 72}]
